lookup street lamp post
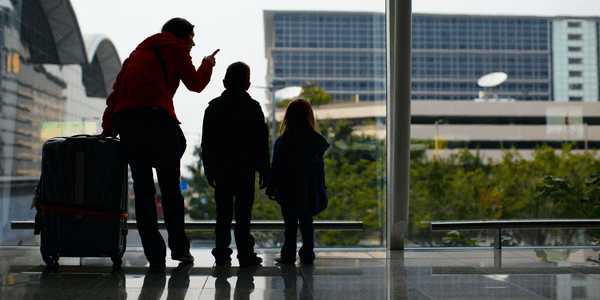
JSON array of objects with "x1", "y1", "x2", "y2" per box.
[
  {"x1": 269, "y1": 80, "x2": 286, "y2": 149},
  {"x1": 585, "y1": 122, "x2": 588, "y2": 150},
  {"x1": 434, "y1": 118, "x2": 444, "y2": 153}
]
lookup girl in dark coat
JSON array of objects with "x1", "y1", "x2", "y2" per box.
[{"x1": 266, "y1": 99, "x2": 330, "y2": 265}]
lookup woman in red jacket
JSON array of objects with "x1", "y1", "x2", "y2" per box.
[{"x1": 100, "y1": 18, "x2": 217, "y2": 271}]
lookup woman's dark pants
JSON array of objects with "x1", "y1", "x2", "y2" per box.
[{"x1": 118, "y1": 107, "x2": 190, "y2": 264}]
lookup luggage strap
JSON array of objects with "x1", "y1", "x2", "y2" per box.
[{"x1": 34, "y1": 201, "x2": 128, "y2": 219}]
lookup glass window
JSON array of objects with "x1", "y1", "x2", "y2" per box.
[
  {"x1": 569, "y1": 71, "x2": 583, "y2": 77},
  {"x1": 567, "y1": 21, "x2": 582, "y2": 28},
  {"x1": 569, "y1": 83, "x2": 583, "y2": 90},
  {"x1": 568, "y1": 58, "x2": 583, "y2": 64},
  {"x1": 568, "y1": 34, "x2": 582, "y2": 40}
]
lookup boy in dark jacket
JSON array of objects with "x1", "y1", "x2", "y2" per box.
[{"x1": 201, "y1": 62, "x2": 269, "y2": 267}]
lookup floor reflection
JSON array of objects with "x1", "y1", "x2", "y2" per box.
[
  {"x1": 1, "y1": 247, "x2": 600, "y2": 299},
  {"x1": 139, "y1": 262, "x2": 192, "y2": 300}
]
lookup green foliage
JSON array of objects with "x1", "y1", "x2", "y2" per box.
[
  {"x1": 537, "y1": 174, "x2": 600, "y2": 219},
  {"x1": 441, "y1": 231, "x2": 484, "y2": 247},
  {"x1": 275, "y1": 82, "x2": 333, "y2": 109},
  {"x1": 186, "y1": 85, "x2": 600, "y2": 248},
  {"x1": 409, "y1": 144, "x2": 600, "y2": 247},
  {"x1": 183, "y1": 147, "x2": 215, "y2": 221},
  {"x1": 300, "y1": 82, "x2": 334, "y2": 107},
  {"x1": 276, "y1": 99, "x2": 292, "y2": 108}
]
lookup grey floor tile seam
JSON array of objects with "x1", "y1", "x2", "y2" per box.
[
  {"x1": 198, "y1": 263, "x2": 215, "y2": 296},
  {"x1": 297, "y1": 264, "x2": 317, "y2": 299},
  {"x1": 403, "y1": 275, "x2": 550, "y2": 300},
  {"x1": 459, "y1": 269, "x2": 552, "y2": 300},
  {"x1": 395, "y1": 277, "x2": 434, "y2": 300},
  {"x1": 366, "y1": 251, "x2": 389, "y2": 268},
  {"x1": 563, "y1": 265, "x2": 600, "y2": 282}
]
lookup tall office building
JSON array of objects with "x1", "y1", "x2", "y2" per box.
[
  {"x1": 0, "y1": 0, "x2": 120, "y2": 244},
  {"x1": 264, "y1": 11, "x2": 600, "y2": 102},
  {"x1": 263, "y1": 10, "x2": 386, "y2": 102},
  {"x1": 0, "y1": 0, "x2": 120, "y2": 177}
]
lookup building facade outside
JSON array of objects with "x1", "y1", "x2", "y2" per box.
[
  {"x1": 0, "y1": 0, "x2": 120, "y2": 244},
  {"x1": 264, "y1": 11, "x2": 600, "y2": 103}
]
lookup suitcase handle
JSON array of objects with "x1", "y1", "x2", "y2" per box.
[{"x1": 66, "y1": 135, "x2": 120, "y2": 142}]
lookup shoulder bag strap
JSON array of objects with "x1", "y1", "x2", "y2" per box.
[{"x1": 153, "y1": 48, "x2": 169, "y2": 90}]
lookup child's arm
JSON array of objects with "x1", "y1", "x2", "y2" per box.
[
  {"x1": 265, "y1": 137, "x2": 283, "y2": 198},
  {"x1": 256, "y1": 109, "x2": 271, "y2": 184}
]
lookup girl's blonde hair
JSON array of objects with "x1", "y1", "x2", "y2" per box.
[{"x1": 279, "y1": 98, "x2": 319, "y2": 137}]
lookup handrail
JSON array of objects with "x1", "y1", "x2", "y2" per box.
[
  {"x1": 11, "y1": 220, "x2": 363, "y2": 231},
  {"x1": 430, "y1": 219, "x2": 600, "y2": 249}
]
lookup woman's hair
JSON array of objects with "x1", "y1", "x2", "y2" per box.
[
  {"x1": 279, "y1": 98, "x2": 319, "y2": 137},
  {"x1": 161, "y1": 18, "x2": 194, "y2": 38}
]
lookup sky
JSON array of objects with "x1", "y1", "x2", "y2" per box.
[{"x1": 68, "y1": 0, "x2": 600, "y2": 177}]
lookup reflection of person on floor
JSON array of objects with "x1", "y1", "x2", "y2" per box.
[
  {"x1": 279, "y1": 264, "x2": 314, "y2": 300},
  {"x1": 233, "y1": 265, "x2": 260, "y2": 300},
  {"x1": 139, "y1": 270, "x2": 166, "y2": 300},
  {"x1": 212, "y1": 266, "x2": 232, "y2": 299},
  {"x1": 211, "y1": 265, "x2": 260, "y2": 300},
  {"x1": 167, "y1": 262, "x2": 193, "y2": 300},
  {"x1": 139, "y1": 262, "x2": 193, "y2": 300}
]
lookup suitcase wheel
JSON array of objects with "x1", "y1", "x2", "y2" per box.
[
  {"x1": 111, "y1": 255, "x2": 123, "y2": 268},
  {"x1": 42, "y1": 254, "x2": 59, "y2": 268}
]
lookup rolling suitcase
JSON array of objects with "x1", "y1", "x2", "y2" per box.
[{"x1": 34, "y1": 135, "x2": 128, "y2": 268}]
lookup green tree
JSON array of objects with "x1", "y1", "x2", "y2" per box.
[
  {"x1": 300, "y1": 82, "x2": 334, "y2": 107},
  {"x1": 183, "y1": 147, "x2": 216, "y2": 240},
  {"x1": 275, "y1": 82, "x2": 333, "y2": 108}
]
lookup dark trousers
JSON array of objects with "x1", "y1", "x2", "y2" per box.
[
  {"x1": 118, "y1": 107, "x2": 189, "y2": 264},
  {"x1": 213, "y1": 170, "x2": 256, "y2": 260},
  {"x1": 130, "y1": 163, "x2": 190, "y2": 263},
  {"x1": 279, "y1": 199, "x2": 315, "y2": 262}
]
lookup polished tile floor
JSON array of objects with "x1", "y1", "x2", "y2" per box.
[{"x1": 1, "y1": 246, "x2": 600, "y2": 299}]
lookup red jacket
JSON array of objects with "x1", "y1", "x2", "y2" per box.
[{"x1": 102, "y1": 32, "x2": 213, "y2": 131}]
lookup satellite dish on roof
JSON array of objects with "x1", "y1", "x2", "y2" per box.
[{"x1": 477, "y1": 72, "x2": 508, "y2": 88}]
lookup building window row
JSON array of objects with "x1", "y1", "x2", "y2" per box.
[
  {"x1": 411, "y1": 81, "x2": 550, "y2": 93},
  {"x1": 412, "y1": 40, "x2": 549, "y2": 51},
  {"x1": 569, "y1": 71, "x2": 583, "y2": 77},
  {"x1": 569, "y1": 83, "x2": 583, "y2": 90},
  {"x1": 412, "y1": 94, "x2": 551, "y2": 101}
]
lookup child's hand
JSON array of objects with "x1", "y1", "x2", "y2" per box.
[
  {"x1": 268, "y1": 195, "x2": 276, "y2": 200},
  {"x1": 208, "y1": 180, "x2": 216, "y2": 188}
]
